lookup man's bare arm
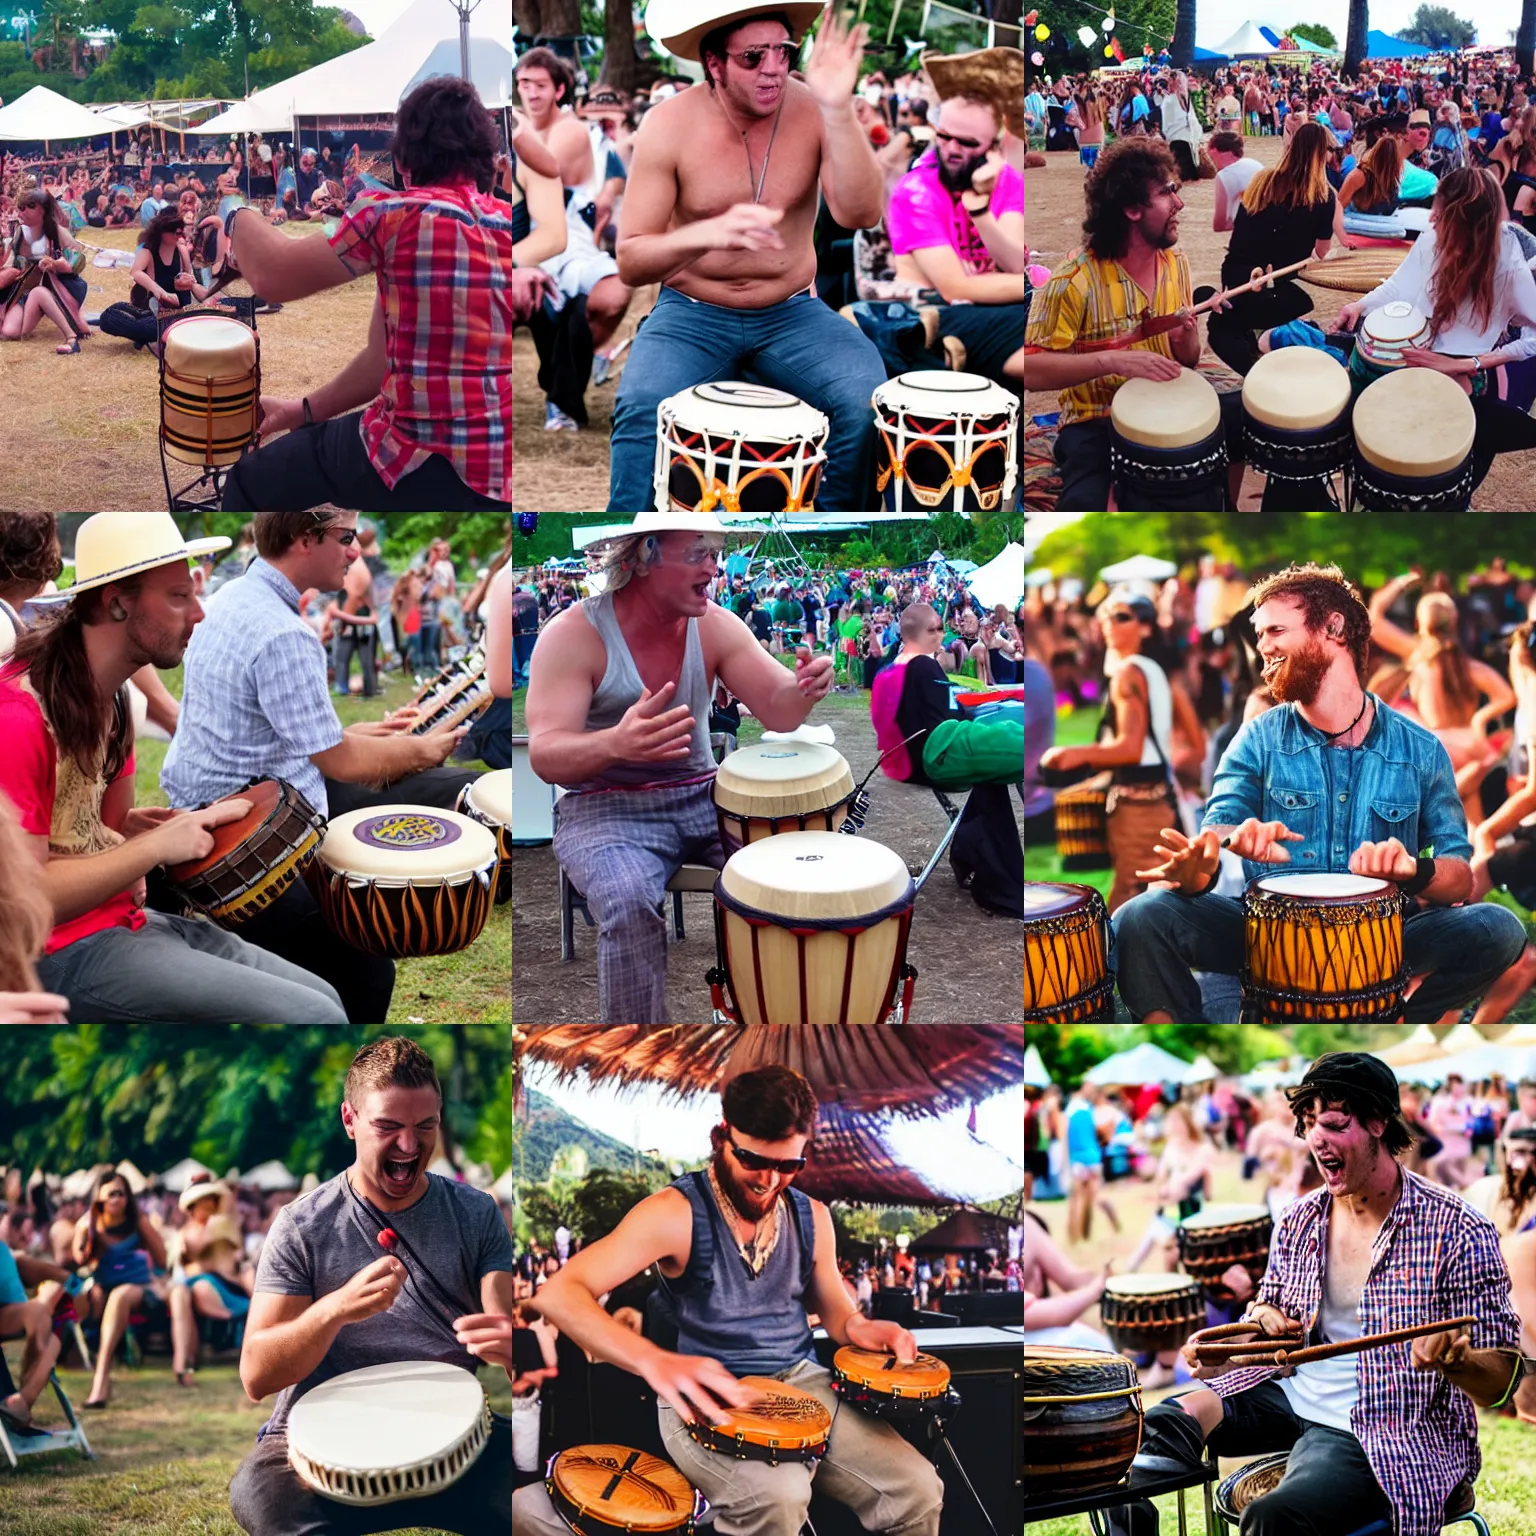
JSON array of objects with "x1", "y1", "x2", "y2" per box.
[{"x1": 240, "y1": 1292, "x2": 347, "y2": 1402}]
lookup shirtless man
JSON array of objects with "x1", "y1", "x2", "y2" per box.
[{"x1": 606, "y1": 0, "x2": 888, "y2": 511}]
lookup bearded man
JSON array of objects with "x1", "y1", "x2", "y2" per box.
[{"x1": 1110, "y1": 561, "x2": 1525, "y2": 1024}]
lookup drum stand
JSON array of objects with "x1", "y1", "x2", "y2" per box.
[
  {"x1": 159, "y1": 312, "x2": 261, "y2": 513},
  {"x1": 917, "y1": 1395, "x2": 1000, "y2": 1536}
]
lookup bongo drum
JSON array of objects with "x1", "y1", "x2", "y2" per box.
[
  {"x1": 1053, "y1": 775, "x2": 1110, "y2": 869},
  {"x1": 1023, "y1": 1345, "x2": 1142, "y2": 1499},
  {"x1": 307, "y1": 806, "x2": 499, "y2": 958},
  {"x1": 655, "y1": 383, "x2": 828, "y2": 512},
  {"x1": 685, "y1": 1377, "x2": 831, "y2": 1466},
  {"x1": 1024, "y1": 882, "x2": 1113, "y2": 1024},
  {"x1": 457, "y1": 770, "x2": 512, "y2": 905},
  {"x1": 1348, "y1": 300, "x2": 1432, "y2": 392},
  {"x1": 709, "y1": 831, "x2": 916, "y2": 1026},
  {"x1": 159, "y1": 313, "x2": 260, "y2": 467},
  {"x1": 287, "y1": 1361, "x2": 491, "y2": 1505},
  {"x1": 1215, "y1": 1451, "x2": 1290, "y2": 1527},
  {"x1": 1175, "y1": 1205, "x2": 1273, "y2": 1304},
  {"x1": 545, "y1": 1445, "x2": 705, "y2": 1535},
  {"x1": 1350, "y1": 367, "x2": 1476, "y2": 511},
  {"x1": 712, "y1": 740, "x2": 857, "y2": 854},
  {"x1": 1098, "y1": 1274, "x2": 1205, "y2": 1358},
  {"x1": 1242, "y1": 873, "x2": 1406, "y2": 1022},
  {"x1": 1109, "y1": 369, "x2": 1227, "y2": 510},
  {"x1": 163, "y1": 778, "x2": 326, "y2": 927},
  {"x1": 1241, "y1": 348, "x2": 1353, "y2": 510},
  {"x1": 871, "y1": 370, "x2": 1020, "y2": 512},
  {"x1": 830, "y1": 1346, "x2": 958, "y2": 1424}
]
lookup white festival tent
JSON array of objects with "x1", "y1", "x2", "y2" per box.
[
  {"x1": 965, "y1": 540, "x2": 1026, "y2": 610},
  {"x1": 0, "y1": 85, "x2": 121, "y2": 143},
  {"x1": 200, "y1": 0, "x2": 514, "y2": 136}
]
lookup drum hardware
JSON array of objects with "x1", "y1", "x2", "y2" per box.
[
  {"x1": 157, "y1": 310, "x2": 261, "y2": 513},
  {"x1": 411, "y1": 654, "x2": 493, "y2": 736},
  {"x1": 1025, "y1": 882, "x2": 1115, "y2": 1024},
  {"x1": 872, "y1": 370, "x2": 1019, "y2": 512},
  {"x1": 546, "y1": 1445, "x2": 707, "y2": 1535},
  {"x1": 457, "y1": 770, "x2": 512, "y2": 905}
]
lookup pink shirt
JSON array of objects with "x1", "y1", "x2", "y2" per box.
[{"x1": 887, "y1": 150, "x2": 1025, "y2": 275}]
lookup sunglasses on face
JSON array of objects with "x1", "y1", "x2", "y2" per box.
[
  {"x1": 934, "y1": 128, "x2": 988, "y2": 151},
  {"x1": 725, "y1": 1131, "x2": 807, "y2": 1174},
  {"x1": 724, "y1": 41, "x2": 798, "y2": 70},
  {"x1": 1107, "y1": 611, "x2": 1137, "y2": 623}
]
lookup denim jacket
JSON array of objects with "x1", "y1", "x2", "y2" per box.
[{"x1": 1202, "y1": 695, "x2": 1470, "y2": 885}]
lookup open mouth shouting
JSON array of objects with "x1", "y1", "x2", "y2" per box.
[
  {"x1": 1315, "y1": 1150, "x2": 1346, "y2": 1184},
  {"x1": 380, "y1": 1151, "x2": 421, "y2": 1196}
]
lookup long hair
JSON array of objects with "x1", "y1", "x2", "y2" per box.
[
  {"x1": 1081, "y1": 136, "x2": 1178, "y2": 260},
  {"x1": 1242, "y1": 121, "x2": 1331, "y2": 215},
  {"x1": 84, "y1": 1169, "x2": 143, "y2": 1260},
  {"x1": 1075, "y1": 85, "x2": 1101, "y2": 131},
  {"x1": 1428, "y1": 167, "x2": 1504, "y2": 341},
  {"x1": 1244, "y1": 562, "x2": 1372, "y2": 683},
  {"x1": 15, "y1": 187, "x2": 64, "y2": 249},
  {"x1": 1351, "y1": 134, "x2": 1402, "y2": 212},
  {"x1": 0, "y1": 512, "x2": 62, "y2": 593},
  {"x1": 1410, "y1": 592, "x2": 1479, "y2": 714},
  {"x1": 138, "y1": 206, "x2": 184, "y2": 249},
  {"x1": 0, "y1": 790, "x2": 50, "y2": 993}
]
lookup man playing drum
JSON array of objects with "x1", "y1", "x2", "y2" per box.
[
  {"x1": 513, "y1": 1065, "x2": 944, "y2": 1536},
  {"x1": 604, "y1": 0, "x2": 888, "y2": 512},
  {"x1": 1106, "y1": 1053, "x2": 1522, "y2": 1536},
  {"x1": 230, "y1": 1037, "x2": 515, "y2": 1536},
  {"x1": 1113, "y1": 561, "x2": 1526, "y2": 1023},
  {"x1": 524, "y1": 511, "x2": 834, "y2": 1025}
]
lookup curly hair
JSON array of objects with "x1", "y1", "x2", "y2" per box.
[
  {"x1": 1082, "y1": 137, "x2": 1179, "y2": 260},
  {"x1": 0, "y1": 512, "x2": 61, "y2": 592},
  {"x1": 391, "y1": 75, "x2": 499, "y2": 194},
  {"x1": 1244, "y1": 561, "x2": 1372, "y2": 683}
]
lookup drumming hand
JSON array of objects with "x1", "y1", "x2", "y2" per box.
[
  {"x1": 1133, "y1": 827, "x2": 1219, "y2": 894},
  {"x1": 614, "y1": 682, "x2": 696, "y2": 764},
  {"x1": 1410, "y1": 1327, "x2": 1472, "y2": 1377},
  {"x1": 121, "y1": 805, "x2": 180, "y2": 839},
  {"x1": 1038, "y1": 745, "x2": 1083, "y2": 773},
  {"x1": 0, "y1": 992, "x2": 69, "y2": 1026},
  {"x1": 707, "y1": 203, "x2": 786, "y2": 253},
  {"x1": 1112, "y1": 350, "x2": 1183, "y2": 383},
  {"x1": 1349, "y1": 837, "x2": 1418, "y2": 882},
  {"x1": 1335, "y1": 301, "x2": 1364, "y2": 332},
  {"x1": 257, "y1": 396, "x2": 305, "y2": 438},
  {"x1": 643, "y1": 1351, "x2": 760, "y2": 1426},
  {"x1": 845, "y1": 1315, "x2": 918, "y2": 1364},
  {"x1": 326, "y1": 1255, "x2": 407, "y2": 1326},
  {"x1": 794, "y1": 647, "x2": 834, "y2": 700},
  {"x1": 453, "y1": 1312, "x2": 514, "y2": 1371},
  {"x1": 151, "y1": 799, "x2": 254, "y2": 867},
  {"x1": 1223, "y1": 818, "x2": 1303, "y2": 864}
]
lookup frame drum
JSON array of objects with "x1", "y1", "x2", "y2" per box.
[
  {"x1": 1024, "y1": 882, "x2": 1113, "y2": 1023},
  {"x1": 655, "y1": 383, "x2": 829, "y2": 512},
  {"x1": 287, "y1": 1361, "x2": 491, "y2": 1506},
  {"x1": 1023, "y1": 1345, "x2": 1143, "y2": 1499},
  {"x1": 712, "y1": 740, "x2": 857, "y2": 853},
  {"x1": 1109, "y1": 369, "x2": 1227, "y2": 510},
  {"x1": 710, "y1": 830, "x2": 916, "y2": 1025},
  {"x1": 1350, "y1": 367, "x2": 1476, "y2": 511},
  {"x1": 685, "y1": 1377, "x2": 831, "y2": 1466},
  {"x1": 307, "y1": 806, "x2": 499, "y2": 958},
  {"x1": 458, "y1": 770, "x2": 512, "y2": 904},
  {"x1": 546, "y1": 1445, "x2": 703, "y2": 1535},
  {"x1": 160, "y1": 313, "x2": 260, "y2": 467},
  {"x1": 830, "y1": 1346, "x2": 957, "y2": 1424},
  {"x1": 872, "y1": 369, "x2": 1020, "y2": 512}
]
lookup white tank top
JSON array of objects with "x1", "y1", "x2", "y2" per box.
[
  {"x1": 1278, "y1": 1245, "x2": 1363, "y2": 1433},
  {"x1": 1120, "y1": 653, "x2": 1174, "y2": 768}
]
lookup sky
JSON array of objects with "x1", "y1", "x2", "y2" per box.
[
  {"x1": 525, "y1": 1061, "x2": 1025, "y2": 1202},
  {"x1": 1188, "y1": 2, "x2": 1518, "y2": 51}
]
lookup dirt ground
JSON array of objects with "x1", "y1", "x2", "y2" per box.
[
  {"x1": 1024, "y1": 135, "x2": 1536, "y2": 512},
  {"x1": 511, "y1": 706, "x2": 1025, "y2": 1023},
  {"x1": 0, "y1": 222, "x2": 377, "y2": 512}
]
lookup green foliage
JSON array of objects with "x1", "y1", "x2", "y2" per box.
[
  {"x1": 571, "y1": 1168, "x2": 663, "y2": 1244},
  {"x1": 1400, "y1": 2, "x2": 1477, "y2": 47},
  {"x1": 1289, "y1": 20, "x2": 1339, "y2": 47},
  {"x1": 1028, "y1": 1022, "x2": 1293, "y2": 1089},
  {"x1": 165, "y1": 513, "x2": 511, "y2": 575}
]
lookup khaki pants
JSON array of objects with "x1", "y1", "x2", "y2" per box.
[
  {"x1": 1105, "y1": 788, "x2": 1176, "y2": 915},
  {"x1": 511, "y1": 1360, "x2": 944, "y2": 1536}
]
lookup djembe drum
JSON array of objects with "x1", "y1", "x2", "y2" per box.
[
  {"x1": 1053, "y1": 775, "x2": 1111, "y2": 869},
  {"x1": 1023, "y1": 1345, "x2": 1143, "y2": 1500},
  {"x1": 458, "y1": 770, "x2": 512, "y2": 905},
  {"x1": 708, "y1": 831, "x2": 916, "y2": 1026},
  {"x1": 1109, "y1": 369, "x2": 1228, "y2": 510},
  {"x1": 1176, "y1": 1205, "x2": 1274, "y2": 1305},
  {"x1": 685, "y1": 1378, "x2": 831, "y2": 1467},
  {"x1": 1099, "y1": 1274, "x2": 1205, "y2": 1358},
  {"x1": 160, "y1": 312, "x2": 260, "y2": 467},
  {"x1": 412, "y1": 653, "x2": 493, "y2": 736},
  {"x1": 1241, "y1": 347, "x2": 1353, "y2": 510},
  {"x1": 712, "y1": 740, "x2": 857, "y2": 854},
  {"x1": 655, "y1": 383, "x2": 828, "y2": 511},
  {"x1": 1242, "y1": 873, "x2": 1406, "y2": 1021},
  {"x1": 545, "y1": 1445, "x2": 704, "y2": 1535},
  {"x1": 872, "y1": 370, "x2": 1019, "y2": 512},
  {"x1": 1024, "y1": 882, "x2": 1113, "y2": 1024},
  {"x1": 1350, "y1": 367, "x2": 1476, "y2": 511}
]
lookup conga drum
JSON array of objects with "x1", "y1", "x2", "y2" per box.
[
  {"x1": 457, "y1": 769, "x2": 512, "y2": 905},
  {"x1": 1176, "y1": 1205, "x2": 1273, "y2": 1304},
  {"x1": 710, "y1": 830, "x2": 916, "y2": 1025},
  {"x1": 546, "y1": 1445, "x2": 704, "y2": 1535},
  {"x1": 1109, "y1": 369, "x2": 1228, "y2": 510},
  {"x1": 159, "y1": 312, "x2": 260, "y2": 467},
  {"x1": 871, "y1": 369, "x2": 1020, "y2": 511},
  {"x1": 1241, "y1": 348, "x2": 1353, "y2": 510},
  {"x1": 1350, "y1": 368, "x2": 1476, "y2": 511},
  {"x1": 1054, "y1": 773, "x2": 1111, "y2": 869},
  {"x1": 655, "y1": 383, "x2": 828, "y2": 511},
  {"x1": 1023, "y1": 1345, "x2": 1143, "y2": 1500},
  {"x1": 1098, "y1": 1274, "x2": 1205, "y2": 1358},
  {"x1": 307, "y1": 806, "x2": 500, "y2": 958},
  {"x1": 1347, "y1": 300, "x2": 1432, "y2": 392},
  {"x1": 1024, "y1": 882, "x2": 1113, "y2": 1023},
  {"x1": 1242, "y1": 872, "x2": 1406, "y2": 1021},
  {"x1": 712, "y1": 740, "x2": 857, "y2": 854},
  {"x1": 684, "y1": 1378, "x2": 831, "y2": 1466}
]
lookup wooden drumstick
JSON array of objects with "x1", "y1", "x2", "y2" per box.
[{"x1": 1201, "y1": 1315, "x2": 1478, "y2": 1368}]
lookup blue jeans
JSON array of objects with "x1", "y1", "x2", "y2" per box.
[
  {"x1": 513, "y1": 630, "x2": 537, "y2": 688},
  {"x1": 607, "y1": 286, "x2": 888, "y2": 512},
  {"x1": 1111, "y1": 887, "x2": 1527, "y2": 1023}
]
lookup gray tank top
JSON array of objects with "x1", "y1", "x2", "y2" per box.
[{"x1": 565, "y1": 589, "x2": 715, "y2": 792}]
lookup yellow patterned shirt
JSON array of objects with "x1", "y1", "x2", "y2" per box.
[{"x1": 1024, "y1": 248, "x2": 1193, "y2": 426}]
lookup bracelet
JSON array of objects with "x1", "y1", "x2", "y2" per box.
[
  {"x1": 302, "y1": 397, "x2": 314, "y2": 426},
  {"x1": 1400, "y1": 855, "x2": 1436, "y2": 897},
  {"x1": 1490, "y1": 1351, "x2": 1524, "y2": 1411},
  {"x1": 1185, "y1": 861, "x2": 1222, "y2": 898}
]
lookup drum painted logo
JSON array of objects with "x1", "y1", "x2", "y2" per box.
[
  {"x1": 355, "y1": 814, "x2": 464, "y2": 851},
  {"x1": 793, "y1": 855, "x2": 825, "y2": 863},
  {"x1": 756, "y1": 1390, "x2": 829, "y2": 1421}
]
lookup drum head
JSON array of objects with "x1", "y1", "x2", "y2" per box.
[
  {"x1": 465, "y1": 769, "x2": 512, "y2": 826},
  {"x1": 874, "y1": 369, "x2": 1019, "y2": 411},
  {"x1": 1242, "y1": 348, "x2": 1351, "y2": 430},
  {"x1": 1358, "y1": 300, "x2": 1431, "y2": 357},
  {"x1": 1110, "y1": 369, "x2": 1221, "y2": 448},
  {"x1": 1024, "y1": 881, "x2": 1097, "y2": 920},
  {"x1": 165, "y1": 779, "x2": 284, "y2": 880},
  {"x1": 1103, "y1": 1273, "x2": 1201, "y2": 1297},
  {"x1": 163, "y1": 313, "x2": 257, "y2": 375},
  {"x1": 550, "y1": 1445, "x2": 695, "y2": 1531},
  {"x1": 717, "y1": 831, "x2": 914, "y2": 919},
  {"x1": 1353, "y1": 367, "x2": 1475, "y2": 477},
  {"x1": 666, "y1": 383, "x2": 830, "y2": 441},
  {"x1": 316, "y1": 807, "x2": 499, "y2": 882},
  {"x1": 1178, "y1": 1203, "x2": 1268, "y2": 1231},
  {"x1": 713, "y1": 742, "x2": 854, "y2": 817},
  {"x1": 1253, "y1": 873, "x2": 1393, "y2": 901},
  {"x1": 659, "y1": 384, "x2": 829, "y2": 511},
  {"x1": 832, "y1": 1345, "x2": 950, "y2": 1394},
  {"x1": 716, "y1": 1378, "x2": 831, "y2": 1445}
]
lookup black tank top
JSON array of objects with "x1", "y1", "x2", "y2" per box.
[{"x1": 132, "y1": 240, "x2": 193, "y2": 311}]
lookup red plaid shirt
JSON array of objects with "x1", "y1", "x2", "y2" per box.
[{"x1": 328, "y1": 178, "x2": 512, "y2": 500}]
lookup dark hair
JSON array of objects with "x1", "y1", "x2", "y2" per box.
[
  {"x1": 516, "y1": 46, "x2": 576, "y2": 105},
  {"x1": 1244, "y1": 561, "x2": 1372, "y2": 683},
  {"x1": 1082, "y1": 136, "x2": 1179, "y2": 260},
  {"x1": 700, "y1": 10, "x2": 795, "y2": 88},
  {"x1": 139, "y1": 206, "x2": 184, "y2": 249},
  {"x1": 1287, "y1": 1087, "x2": 1417, "y2": 1157},
  {"x1": 254, "y1": 511, "x2": 343, "y2": 560},
  {"x1": 720, "y1": 1065, "x2": 818, "y2": 1140},
  {"x1": 1209, "y1": 129, "x2": 1244, "y2": 156},
  {"x1": 390, "y1": 76, "x2": 499, "y2": 194},
  {"x1": 0, "y1": 512, "x2": 62, "y2": 592},
  {"x1": 86, "y1": 1169, "x2": 143, "y2": 1257},
  {"x1": 345, "y1": 1036, "x2": 443, "y2": 1108}
]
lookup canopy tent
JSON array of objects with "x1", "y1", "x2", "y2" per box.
[
  {"x1": 158, "y1": 1156, "x2": 213, "y2": 1193},
  {"x1": 1083, "y1": 1041, "x2": 1195, "y2": 1085},
  {"x1": 1024, "y1": 1044, "x2": 1051, "y2": 1088},
  {"x1": 1184, "y1": 1053, "x2": 1219, "y2": 1084},
  {"x1": 1441, "y1": 1023, "x2": 1490, "y2": 1055},
  {"x1": 90, "y1": 104, "x2": 155, "y2": 130},
  {"x1": 1377, "y1": 1024, "x2": 1447, "y2": 1066},
  {"x1": 0, "y1": 86, "x2": 117, "y2": 143},
  {"x1": 1099, "y1": 553, "x2": 1177, "y2": 583},
  {"x1": 908, "y1": 1206, "x2": 1014, "y2": 1253},
  {"x1": 241, "y1": 1159, "x2": 299, "y2": 1191},
  {"x1": 965, "y1": 541, "x2": 1025, "y2": 610},
  {"x1": 1208, "y1": 21, "x2": 1293, "y2": 56},
  {"x1": 1365, "y1": 29, "x2": 1432, "y2": 57},
  {"x1": 1193, "y1": 44, "x2": 1228, "y2": 60},
  {"x1": 115, "y1": 1159, "x2": 148, "y2": 1194}
]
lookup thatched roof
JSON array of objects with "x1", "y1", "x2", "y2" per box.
[
  {"x1": 908, "y1": 1206, "x2": 1015, "y2": 1253},
  {"x1": 796, "y1": 1103, "x2": 977, "y2": 1206},
  {"x1": 519, "y1": 1025, "x2": 1024, "y2": 1119}
]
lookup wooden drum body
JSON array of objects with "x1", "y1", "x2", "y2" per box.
[
  {"x1": 1023, "y1": 1345, "x2": 1142, "y2": 1500},
  {"x1": 1053, "y1": 774, "x2": 1111, "y2": 869},
  {"x1": 1109, "y1": 369, "x2": 1227, "y2": 510},
  {"x1": 458, "y1": 770, "x2": 512, "y2": 905},
  {"x1": 1175, "y1": 1205, "x2": 1273, "y2": 1304},
  {"x1": 1099, "y1": 1274, "x2": 1204, "y2": 1358},
  {"x1": 164, "y1": 778, "x2": 326, "y2": 927},
  {"x1": 872, "y1": 369, "x2": 1020, "y2": 512},
  {"x1": 830, "y1": 1346, "x2": 958, "y2": 1424},
  {"x1": 1350, "y1": 367, "x2": 1476, "y2": 512},
  {"x1": 1242, "y1": 873, "x2": 1406, "y2": 1021},
  {"x1": 1241, "y1": 348, "x2": 1353, "y2": 506},
  {"x1": 307, "y1": 806, "x2": 499, "y2": 958},
  {"x1": 712, "y1": 741, "x2": 856, "y2": 855},
  {"x1": 412, "y1": 653, "x2": 492, "y2": 736},
  {"x1": 709, "y1": 830, "x2": 915, "y2": 1025},
  {"x1": 546, "y1": 1444, "x2": 703, "y2": 1535},
  {"x1": 1024, "y1": 882, "x2": 1113, "y2": 1024},
  {"x1": 160, "y1": 313, "x2": 260, "y2": 467},
  {"x1": 685, "y1": 1377, "x2": 831, "y2": 1466}
]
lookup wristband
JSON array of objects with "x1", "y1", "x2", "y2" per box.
[
  {"x1": 222, "y1": 204, "x2": 248, "y2": 243},
  {"x1": 1490, "y1": 1351, "x2": 1524, "y2": 1410},
  {"x1": 1400, "y1": 855, "x2": 1436, "y2": 897},
  {"x1": 1185, "y1": 861, "x2": 1222, "y2": 898}
]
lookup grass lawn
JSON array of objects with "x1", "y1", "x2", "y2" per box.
[
  {"x1": 0, "y1": 1359, "x2": 512, "y2": 1534},
  {"x1": 138, "y1": 663, "x2": 509, "y2": 1026}
]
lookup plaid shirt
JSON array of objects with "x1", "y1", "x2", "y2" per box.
[
  {"x1": 1022, "y1": 247, "x2": 1191, "y2": 427},
  {"x1": 1212, "y1": 1169, "x2": 1519, "y2": 1536},
  {"x1": 328, "y1": 178, "x2": 512, "y2": 500}
]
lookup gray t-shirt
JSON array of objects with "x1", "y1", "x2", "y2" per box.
[{"x1": 253, "y1": 1171, "x2": 513, "y2": 1435}]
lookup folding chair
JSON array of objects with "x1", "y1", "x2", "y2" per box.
[{"x1": 0, "y1": 1339, "x2": 93, "y2": 1469}]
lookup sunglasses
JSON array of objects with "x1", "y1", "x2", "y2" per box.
[
  {"x1": 934, "y1": 128, "x2": 989, "y2": 151},
  {"x1": 723, "y1": 41, "x2": 798, "y2": 70},
  {"x1": 1106, "y1": 611, "x2": 1137, "y2": 623},
  {"x1": 725, "y1": 1131, "x2": 807, "y2": 1175}
]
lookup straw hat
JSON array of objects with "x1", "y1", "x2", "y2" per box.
[
  {"x1": 584, "y1": 511, "x2": 742, "y2": 551},
  {"x1": 921, "y1": 47, "x2": 1026, "y2": 138},
  {"x1": 53, "y1": 513, "x2": 231, "y2": 599},
  {"x1": 645, "y1": 0, "x2": 824, "y2": 62},
  {"x1": 179, "y1": 1178, "x2": 231, "y2": 1212}
]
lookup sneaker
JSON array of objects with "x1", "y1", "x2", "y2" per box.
[
  {"x1": 544, "y1": 403, "x2": 579, "y2": 432},
  {"x1": 592, "y1": 352, "x2": 614, "y2": 385}
]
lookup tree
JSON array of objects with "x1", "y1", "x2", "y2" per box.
[
  {"x1": 1400, "y1": 3, "x2": 1477, "y2": 47},
  {"x1": 512, "y1": 0, "x2": 583, "y2": 45},
  {"x1": 1288, "y1": 21, "x2": 1338, "y2": 47},
  {"x1": 1170, "y1": 0, "x2": 1196, "y2": 68},
  {"x1": 1345, "y1": 0, "x2": 1369, "y2": 77},
  {"x1": 1518, "y1": 0, "x2": 1536, "y2": 74}
]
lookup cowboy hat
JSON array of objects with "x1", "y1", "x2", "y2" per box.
[
  {"x1": 584, "y1": 511, "x2": 743, "y2": 551},
  {"x1": 178, "y1": 1178, "x2": 231, "y2": 1211},
  {"x1": 922, "y1": 46, "x2": 1026, "y2": 139},
  {"x1": 50, "y1": 513, "x2": 231, "y2": 599},
  {"x1": 645, "y1": 0, "x2": 825, "y2": 63}
]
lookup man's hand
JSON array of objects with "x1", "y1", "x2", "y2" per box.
[
  {"x1": 0, "y1": 993, "x2": 69, "y2": 1025},
  {"x1": 1134, "y1": 827, "x2": 1220, "y2": 893},
  {"x1": 1349, "y1": 837, "x2": 1418, "y2": 882},
  {"x1": 1038, "y1": 745, "x2": 1084, "y2": 773},
  {"x1": 258, "y1": 397, "x2": 306, "y2": 438},
  {"x1": 510, "y1": 267, "x2": 558, "y2": 321},
  {"x1": 705, "y1": 203, "x2": 785, "y2": 253},
  {"x1": 1410, "y1": 1326, "x2": 1472, "y2": 1377},
  {"x1": 351, "y1": 717, "x2": 415, "y2": 737},
  {"x1": 1182, "y1": 1302, "x2": 1302, "y2": 1379},
  {"x1": 967, "y1": 150, "x2": 1003, "y2": 203},
  {"x1": 845, "y1": 1314, "x2": 918, "y2": 1362},
  {"x1": 641, "y1": 1350, "x2": 761, "y2": 1425},
  {"x1": 613, "y1": 682, "x2": 696, "y2": 763},
  {"x1": 794, "y1": 646, "x2": 834, "y2": 700},
  {"x1": 326, "y1": 1255, "x2": 406, "y2": 1326},
  {"x1": 804, "y1": 6, "x2": 868, "y2": 113},
  {"x1": 453, "y1": 1312, "x2": 514, "y2": 1371},
  {"x1": 1223, "y1": 818, "x2": 1304, "y2": 863},
  {"x1": 1113, "y1": 350, "x2": 1184, "y2": 382}
]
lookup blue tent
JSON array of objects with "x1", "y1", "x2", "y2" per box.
[
  {"x1": 1365, "y1": 28, "x2": 1432, "y2": 57},
  {"x1": 1193, "y1": 43, "x2": 1226, "y2": 59}
]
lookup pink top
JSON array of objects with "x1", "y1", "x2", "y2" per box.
[{"x1": 887, "y1": 150, "x2": 1025, "y2": 275}]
